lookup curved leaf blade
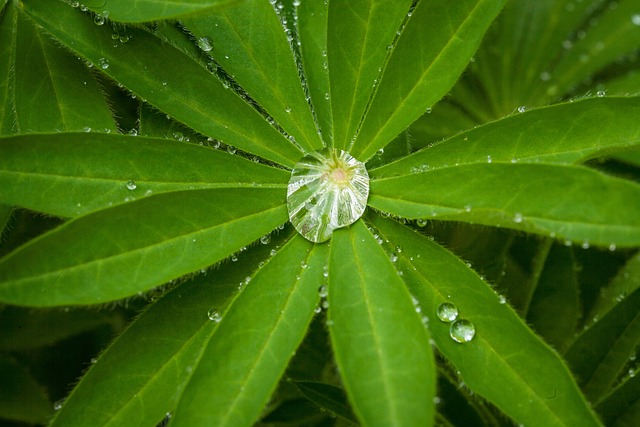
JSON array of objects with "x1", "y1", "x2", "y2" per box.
[
  {"x1": 183, "y1": 1, "x2": 323, "y2": 153},
  {"x1": 351, "y1": 0, "x2": 506, "y2": 161},
  {"x1": 22, "y1": 0, "x2": 302, "y2": 167},
  {"x1": 370, "y1": 215, "x2": 601, "y2": 427},
  {"x1": 172, "y1": 235, "x2": 326, "y2": 427},
  {"x1": 0, "y1": 2, "x2": 17, "y2": 135},
  {"x1": 82, "y1": 0, "x2": 242, "y2": 22},
  {"x1": 328, "y1": 220, "x2": 434, "y2": 427},
  {"x1": 371, "y1": 97, "x2": 640, "y2": 177},
  {"x1": 327, "y1": 0, "x2": 411, "y2": 150},
  {"x1": 370, "y1": 163, "x2": 640, "y2": 248},
  {"x1": 0, "y1": 188, "x2": 287, "y2": 306},
  {"x1": 0, "y1": 132, "x2": 289, "y2": 217}
]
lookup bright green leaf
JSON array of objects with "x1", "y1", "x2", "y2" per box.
[
  {"x1": 82, "y1": 0, "x2": 242, "y2": 22},
  {"x1": 351, "y1": 0, "x2": 506, "y2": 161},
  {"x1": 0, "y1": 132, "x2": 289, "y2": 217},
  {"x1": 371, "y1": 97, "x2": 640, "y2": 177},
  {"x1": 172, "y1": 235, "x2": 326, "y2": 427},
  {"x1": 22, "y1": 0, "x2": 302, "y2": 167},
  {"x1": 183, "y1": 1, "x2": 323, "y2": 153},
  {"x1": 327, "y1": 0, "x2": 411, "y2": 150},
  {"x1": 370, "y1": 163, "x2": 640, "y2": 248},
  {"x1": 370, "y1": 215, "x2": 601, "y2": 427},
  {"x1": 328, "y1": 220, "x2": 434, "y2": 427},
  {"x1": 0, "y1": 188, "x2": 287, "y2": 306},
  {"x1": 0, "y1": 354, "x2": 52, "y2": 424}
]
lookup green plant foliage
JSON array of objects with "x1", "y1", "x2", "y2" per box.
[{"x1": 1, "y1": 0, "x2": 639, "y2": 426}]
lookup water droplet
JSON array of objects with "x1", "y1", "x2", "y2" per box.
[
  {"x1": 517, "y1": 106, "x2": 526, "y2": 113},
  {"x1": 597, "y1": 90, "x2": 606, "y2": 97},
  {"x1": 98, "y1": 57, "x2": 109, "y2": 69},
  {"x1": 318, "y1": 285, "x2": 328, "y2": 298},
  {"x1": 436, "y1": 302, "x2": 459, "y2": 322},
  {"x1": 270, "y1": 248, "x2": 277, "y2": 256},
  {"x1": 227, "y1": 145, "x2": 237, "y2": 155},
  {"x1": 498, "y1": 295, "x2": 507, "y2": 304},
  {"x1": 632, "y1": 14, "x2": 640, "y2": 26},
  {"x1": 540, "y1": 71, "x2": 551, "y2": 81},
  {"x1": 126, "y1": 180, "x2": 137, "y2": 190},
  {"x1": 53, "y1": 398, "x2": 65, "y2": 411},
  {"x1": 231, "y1": 254, "x2": 238, "y2": 262},
  {"x1": 609, "y1": 243, "x2": 617, "y2": 251},
  {"x1": 300, "y1": 260, "x2": 308, "y2": 269},
  {"x1": 197, "y1": 36, "x2": 213, "y2": 52},
  {"x1": 207, "y1": 308, "x2": 221, "y2": 322},
  {"x1": 287, "y1": 149, "x2": 369, "y2": 242},
  {"x1": 260, "y1": 234, "x2": 271, "y2": 245},
  {"x1": 416, "y1": 219, "x2": 427, "y2": 227},
  {"x1": 450, "y1": 319, "x2": 475, "y2": 343},
  {"x1": 513, "y1": 212, "x2": 523, "y2": 223},
  {"x1": 94, "y1": 13, "x2": 105, "y2": 26},
  {"x1": 486, "y1": 155, "x2": 492, "y2": 163},
  {"x1": 285, "y1": 106, "x2": 292, "y2": 113}
]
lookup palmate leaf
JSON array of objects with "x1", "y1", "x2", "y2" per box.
[
  {"x1": 22, "y1": 0, "x2": 302, "y2": 167},
  {"x1": 0, "y1": 132, "x2": 288, "y2": 217},
  {"x1": 172, "y1": 234, "x2": 326, "y2": 427},
  {"x1": 81, "y1": 0, "x2": 242, "y2": 23},
  {"x1": 328, "y1": 220, "x2": 435, "y2": 426},
  {"x1": 370, "y1": 215, "x2": 601, "y2": 427},
  {"x1": 370, "y1": 163, "x2": 640, "y2": 248},
  {"x1": 0, "y1": 188, "x2": 287, "y2": 306}
]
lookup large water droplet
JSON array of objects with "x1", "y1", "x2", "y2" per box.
[
  {"x1": 126, "y1": 180, "x2": 137, "y2": 190},
  {"x1": 207, "y1": 308, "x2": 221, "y2": 322},
  {"x1": 450, "y1": 319, "x2": 475, "y2": 343},
  {"x1": 287, "y1": 149, "x2": 369, "y2": 242},
  {"x1": 437, "y1": 302, "x2": 459, "y2": 322},
  {"x1": 197, "y1": 36, "x2": 213, "y2": 52}
]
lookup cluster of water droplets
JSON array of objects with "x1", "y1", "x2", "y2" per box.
[{"x1": 436, "y1": 302, "x2": 475, "y2": 343}]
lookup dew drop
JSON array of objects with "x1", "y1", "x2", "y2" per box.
[
  {"x1": 197, "y1": 36, "x2": 213, "y2": 52},
  {"x1": 98, "y1": 57, "x2": 109, "y2": 69},
  {"x1": 450, "y1": 319, "x2": 475, "y2": 343},
  {"x1": 596, "y1": 90, "x2": 606, "y2": 97},
  {"x1": 94, "y1": 13, "x2": 105, "y2": 26},
  {"x1": 270, "y1": 248, "x2": 277, "y2": 256},
  {"x1": 513, "y1": 212, "x2": 524, "y2": 223},
  {"x1": 632, "y1": 14, "x2": 640, "y2": 26},
  {"x1": 609, "y1": 243, "x2": 617, "y2": 252},
  {"x1": 517, "y1": 106, "x2": 526, "y2": 113},
  {"x1": 416, "y1": 219, "x2": 427, "y2": 227},
  {"x1": 287, "y1": 148, "x2": 369, "y2": 242},
  {"x1": 318, "y1": 285, "x2": 328, "y2": 298},
  {"x1": 53, "y1": 398, "x2": 65, "y2": 411},
  {"x1": 300, "y1": 260, "x2": 308, "y2": 269},
  {"x1": 126, "y1": 180, "x2": 137, "y2": 190},
  {"x1": 260, "y1": 234, "x2": 271, "y2": 245},
  {"x1": 285, "y1": 106, "x2": 292, "y2": 113},
  {"x1": 436, "y1": 302, "x2": 459, "y2": 322},
  {"x1": 207, "y1": 308, "x2": 221, "y2": 322}
]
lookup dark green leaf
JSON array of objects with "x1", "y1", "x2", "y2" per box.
[
  {"x1": 371, "y1": 97, "x2": 640, "y2": 177},
  {"x1": 183, "y1": 1, "x2": 323, "y2": 153},
  {"x1": 172, "y1": 235, "x2": 326, "y2": 427},
  {"x1": 564, "y1": 287, "x2": 640, "y2": 403},
  {"x1": 295, "y1": 381, "x2": 356, "y2": 423},
  {"x1": 82, "y1": 0, "x2": 242, "y2": 22},
  {"x1": 328, "y1": 220, "x2": 435, "y2": 426},
  {"x1": 0, "y1": 2, "x2": 17, "y2": 135},
  {"x1": 370, "y1": 215, "x2": 601, "y2": 427},
  {"x1": 588, "y1": 252, "x2": 640, "y2": 323},
  {"x1": 370, "y1": 163, "x2": 640, "y2": 248},
  {"x1": 351, "y1": 0, "x2": 506, "y2": 161},
  {"x1": 0, "y1": 132, "x2": 289, "y2": 217},
  {"x1": 327, "y1": 0, "x2": 411, "y2": 150},
  {"x1": 0, "y1": 188, "x2": 287, "y2": 306},
  {"x1": 0, "y1": 354, "x2": 52, "y2": 424},
  {"x1": 22, "y1": 0, "x2": 302, "y2": 167},
  {"x1": 596, "y1": 375, "x2": 640, "y2": 427},
  {"x1": 527, "y1": 244, "x2": 580, "y2": 353}
]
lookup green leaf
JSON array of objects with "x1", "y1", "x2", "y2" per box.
[
  {"x1": 0, "y1": 132, "x2": 289, "y2": 217},
  {"x1": 297, "y1": 0, "x2": 331, "y2": 143},
  {"x1": 371, "y1": 97, "x2": 640, "y2": 177},
  {"x1": 0, "y1": 203, "x2": 12, "y2": 237},
  {"x1": 327, "y1": 0, "x2": 411, "y2": 150},
  {"x1": 596, "y1": 375, "x2": 640, "y2": 427},
  {"x1": 369, "y1": 214, "x2": 601, "y2": 427},
  {"x1": 0, "y1": 305, "x2": 120, "y2": 351},
  {"x1": 0, "y1": 354, "x2": 52, "y2": 424},
  {"x1": 13, "y1": 8, "x2": 115, "y2": 133},
  {"x1": 328, "y1": 220, "x2": 435, "y2": 427},
  {"x1": 48, "y1": 273, "x2": 239, "y2": 426},
  {"x1": 526, "y1": 244, "x2": 580, "y2": 353},
  {"x1": 172, "y1": 235, "x2": 326, "y2": 427},
  {"x1": 0, "y1": 2, "x2": 17, "y2": 135},
  {"x1": 294, "y1": 381, "x2": 356, "y2": 423},
  {"x1": 183, "y1": 1, "x2": 323, "y2": 153},
  {"x1": 369, "y1": 163, "x2": 640, "y2": 248},
  {"x1": 22, "y1": 0, "x2": 302, "y2": 167},
  {"x1": 82, "y1": 0, "x2": 242, "y2": 22},
  {"x1": 588, "y1": 252, "x2": 640, "y2": 324},
  {"x1": 351, "y1": 0, "x2": 506, "y2": 161},
  {"x1": 564, "y1": 287, "x2": 640, "y2": 403},
  {"x1": 0, "y1": 188, "x2": 287, "y2": 306}
]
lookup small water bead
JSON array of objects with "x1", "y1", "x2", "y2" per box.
[
  {"x1": 416, "y1": 219, "x2": 427, "y2": 227},
  {"x1": 436, "y1": 302, "x2": 459, "y2": 322},
  {"x1": 300, "y1": 260, "x2": 308, "y2": 269},
  {"x1": 318, "y1": 285, "x2": 328, "y2": 298},
  {"x1": 53, "y1": 398, "x2": 65, "y2": 411},
  {"x1": 517, "y1": 106, "x2": 526, "y2": 113},
  {"x1": 287, "y1": 149, "x2": 369, "y2": 243},
  {"x1": 596, "y1": 90, "x2": 606, "y2": 97},
  {"x1": 197, "y1": 36, "x2": 213, "y2": 52},
  {"x1": 98, "y1": 57, "x2": 109, "y2": 69},
  {"x1": 633, "y1": 14, "x2": 640, "y2": 26},
  {"x1": 260, "y1": 234, "x2": 271, "y2": 245},
  {"x1": 207, "y1": 308, "x2": 222, "y2": 322},
  {"x1": 513, "y1": 212, "x2": 524, "y2": 223},
  {"x1": 450, "y1": 319, "x2": 475, "y2": 343},
  {"x1": 126, "y1": 180, "x2": 137, "y2": 190}
]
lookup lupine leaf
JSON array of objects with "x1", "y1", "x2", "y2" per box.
[{"x1": 82, "y1": 0, "x2": 242, "y2": 23}]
